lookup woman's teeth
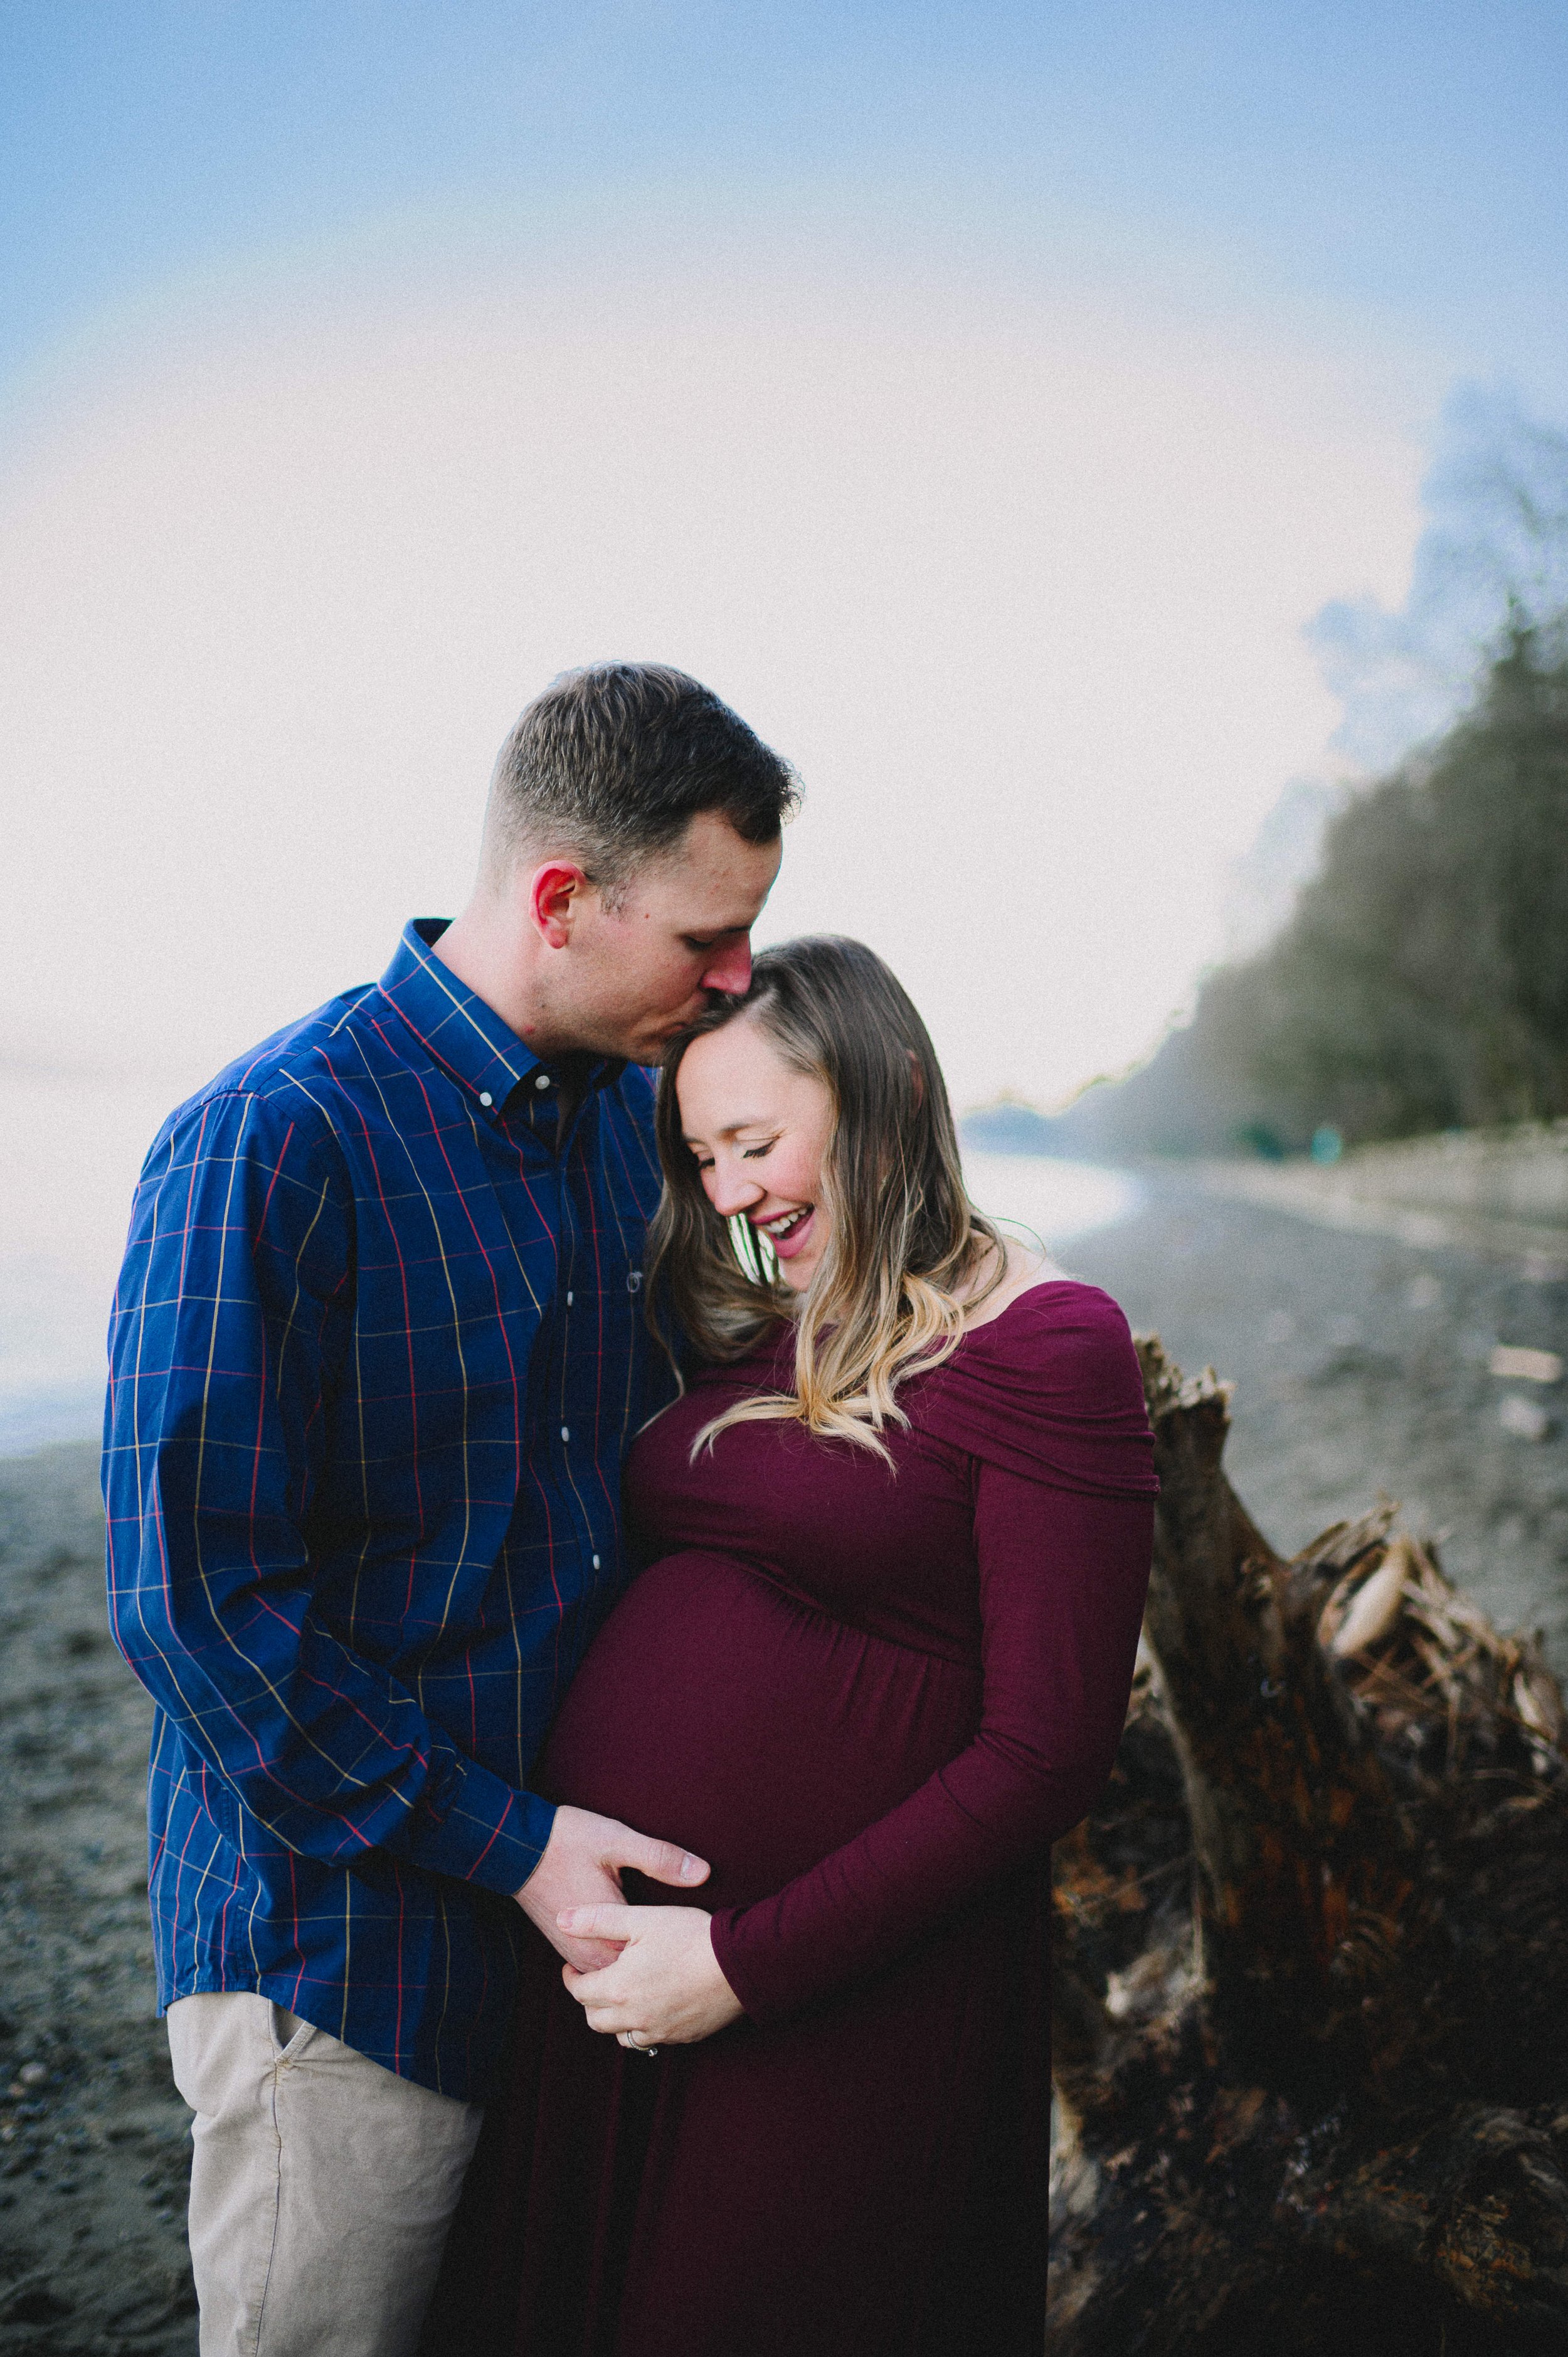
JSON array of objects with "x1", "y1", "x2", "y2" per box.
[{"x1": 761, "y1": 1207, "x2": 810, "y2": 1240}]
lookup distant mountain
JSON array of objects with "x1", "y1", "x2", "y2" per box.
[
  {"x1": 961, "y1": 1100, "x2": 1073, "y2": 1156},
  {"x1": 963, "y1": 1014, "x2": 1273, "y2": 1164}
]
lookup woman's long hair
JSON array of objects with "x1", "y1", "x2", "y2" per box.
[{"x1": 647, "y1": 935, "x2": 1007, "y2": 1458}]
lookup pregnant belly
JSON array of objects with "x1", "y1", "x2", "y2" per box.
[{"x1": 536, "y1": 1551, "x2": 981, "y2": 1913}]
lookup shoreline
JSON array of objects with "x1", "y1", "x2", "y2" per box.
[{"x1": 1064, "y1": 1171, "x2": 1568, "y2": 1670}]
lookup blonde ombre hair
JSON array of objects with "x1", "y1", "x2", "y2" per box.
[{"x1": 647, "y1": 937, "x2": 1007, "y2": 1459}]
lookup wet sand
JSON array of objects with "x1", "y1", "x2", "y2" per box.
[
  {"x1": 1, "y1": 1181, "x2": 1565, "y2": 2349},
  {"x1": 0, "y1": 1447, "x2": 194, "y2": 2354}
]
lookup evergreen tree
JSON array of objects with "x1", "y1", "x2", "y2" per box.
[
  {"x1": 1214, "y1": 622, "x2": 1568, "y2": 1141},
  {"x1": 1042, "y1": 622, "x2": 1568, "y2": 1157}
]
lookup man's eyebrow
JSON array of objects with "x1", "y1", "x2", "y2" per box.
[{"x1": 683, "y1": 914, "x2": 755, "y2": 937}]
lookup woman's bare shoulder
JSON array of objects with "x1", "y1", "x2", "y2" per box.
[{"x1": 958, "y1": 1237, "x2": 1064, "y2": 1334}]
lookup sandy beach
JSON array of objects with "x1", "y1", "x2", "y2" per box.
[
  {"x1": 0, "y1": 1446, "x2": 194, "y2": 2354},
  {"x1": 1066, "y1": 1171, "x2": 1568, "y2": 1671},
  {"x1": 1, "y1": 1173, "x2": 1564, "y2": 2352}
]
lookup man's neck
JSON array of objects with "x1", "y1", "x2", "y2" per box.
[{"x1": 430, "y1": 897, "x2": 553, "y2": 1053}]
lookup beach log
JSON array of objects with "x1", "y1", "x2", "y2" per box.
[{"x1": 1045, "y1": 1339, "x2": 1568, "y2": 2355}]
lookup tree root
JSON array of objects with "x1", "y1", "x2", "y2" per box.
[{"x1": 1047, "y1": 1338, "x2": 1568, "y2": 2355}]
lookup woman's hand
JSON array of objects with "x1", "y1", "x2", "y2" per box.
[{"x1": 558, "y1": 1904, "x2": 744, "y2": 2048}]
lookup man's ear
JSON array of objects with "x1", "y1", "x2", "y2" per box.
[{"x1": 528, "y1": 861, "x2": 590, "y2": 950}]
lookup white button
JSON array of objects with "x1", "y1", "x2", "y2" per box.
[
  {"x1": 561, "y1": 1426, "x2": 570, "y2": 1442},
  {"x1": 535, "y1": 1073, "x2": 551, "y2": 1090},
  {"x1": 591, "y1": 1554, "x2": 601, "y2": 1570},
  {"x1": 566, "y1": 1290, "x2": 573, "y2": 1306},
  {"x1": 478, "y1": 1091, "x2": 492, "y2": 1107}
]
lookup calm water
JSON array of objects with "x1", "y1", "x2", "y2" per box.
[
  {"x1": 960, "y1": 1148, "x2": 1142, "y2": 1260},
  {"x1": 0, "y1": 1070, "x2": 193, "y2": 1453},
  {"x1": 0, "y1": 1070, "x2": 1140, "y2": 1454}
]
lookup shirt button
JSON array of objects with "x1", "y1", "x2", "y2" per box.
[
  {"x1": 566, "y1": 1290, "x2": 573, "y2": 1306},
  {"x1": 561, "y1": 1426, "x2": 570, "y2": 1442},
  {"x1": 535, "y1": 1073, "x2": 551, "y2": 1090},
  {"x1": 592, "y1": 1554, "x2": 601, "y2": 1571},
  {"x1": 478, "y1": 1091, "x2": 493, "y2": 1107}
]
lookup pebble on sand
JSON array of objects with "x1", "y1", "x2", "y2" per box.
[{"x1": 1498, "y1": 1393, "x2": 1553, "y2": 1442}]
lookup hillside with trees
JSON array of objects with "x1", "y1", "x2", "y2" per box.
[{"x1": 992, "y1": 618, "x2": 1568, "y2": 1162}]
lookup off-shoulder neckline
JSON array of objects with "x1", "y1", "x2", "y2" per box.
[
  {"x1": 731, "y1": 1277, "x2": 1108, "y2": 1376},
  {"x1": 953, "y1": 1274, "x2": 1078, "y2": 1346}
]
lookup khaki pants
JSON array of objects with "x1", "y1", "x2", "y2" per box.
[{"x1": 166, "y1": 1993, "x2": 484, "y2": 2357}]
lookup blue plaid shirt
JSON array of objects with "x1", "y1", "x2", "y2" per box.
[{"x1": 104, "y1": 920, "x2": 672, "y2": 2097}]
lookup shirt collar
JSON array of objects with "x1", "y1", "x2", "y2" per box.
[{"x1": 377, "y1": 921, "x2": 624, "y2": 1110}]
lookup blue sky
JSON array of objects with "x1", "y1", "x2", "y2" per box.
[
  {"x1": 3, "y1": 1, "x2": 1567, "y2": 1109},
  {"x1": 4, "y1": 3, "x2": 1568, "y2": 1438},
  {"x1": 6, "y1": 1, "x2": 1568, "y2": 398}
]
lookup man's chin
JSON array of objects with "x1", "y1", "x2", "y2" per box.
[
  {"x1": 582, "y1": 1027, "x2": 677, "y2": 1068},
  {"x1": 626, "y1": 1011, "x2": 710, "y2": 1063},
  {"x1": 573, "y1": 999, "x2": 711, "y2": 1067}
]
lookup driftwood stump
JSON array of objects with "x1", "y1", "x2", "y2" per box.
[{"x1": 1049, "y1": 1339, "x2": 1568, "y2": 2356}]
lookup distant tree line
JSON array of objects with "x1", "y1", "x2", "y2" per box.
[{"x1": 974, "y1": 620, "x2": 1568, "y2": 1161}]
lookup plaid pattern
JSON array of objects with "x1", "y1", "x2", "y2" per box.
[{"x1": 104, "y1": 920, "x2": 671, "y2": 2097}]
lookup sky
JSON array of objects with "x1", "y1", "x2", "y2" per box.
[{"x1": 4, "y1": 0, "x2": 1568, "y2": 1121}]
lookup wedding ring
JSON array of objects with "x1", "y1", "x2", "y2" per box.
[{"x1": 624, "y1": 2033, "x2": 660, "y2": 2057}]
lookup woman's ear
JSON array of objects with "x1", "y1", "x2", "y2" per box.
[{"x1": 906, "y1": 1048, "x2": 925, "y2": 1109}]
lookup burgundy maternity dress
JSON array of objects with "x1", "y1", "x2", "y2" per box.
[{"x1": 430, "y1": 1280, "x2": 1155, "y2": 2357}]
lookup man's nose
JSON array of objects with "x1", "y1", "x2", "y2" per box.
[{"x1": 701, "y1": 937, "x2": 752, "y2": 997}]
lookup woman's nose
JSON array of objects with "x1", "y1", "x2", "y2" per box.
[{"x1": 706, "y1": 1164, "x2": 764, "y2": 1218}]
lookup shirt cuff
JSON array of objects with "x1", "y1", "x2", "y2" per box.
[{"x1": 406, "y1": 1752, "x2": 556, "y2": 1895}]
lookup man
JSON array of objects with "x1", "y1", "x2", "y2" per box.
[{"x1": 103, "y1": 664, "x2": 795, "y2": 2356}]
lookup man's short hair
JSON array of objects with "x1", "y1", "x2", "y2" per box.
[{"x1": 483, "y1": 663, "x2": 800, "y2": 896}]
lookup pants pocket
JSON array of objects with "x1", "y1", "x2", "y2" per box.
[{"x1": 268, "y1": 2004, "x2": 313, "y2": 2062}]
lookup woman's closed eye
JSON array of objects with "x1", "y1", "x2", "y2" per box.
[{"x1": 686, "y1": 1136, "x2": 779, "y2": 1172}]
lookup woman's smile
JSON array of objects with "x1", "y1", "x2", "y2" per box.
[{"x1": 756, "y1": 1203, "x2": 815, "y2": 1257}]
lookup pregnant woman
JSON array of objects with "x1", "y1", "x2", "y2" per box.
[{"x1": 431, "y1": 935, "x2": 1156, "y2": 2356}]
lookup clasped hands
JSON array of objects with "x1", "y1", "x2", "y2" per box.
[{"x1": 516, "y1": 1805, "x2": 744, "y2": 2049}]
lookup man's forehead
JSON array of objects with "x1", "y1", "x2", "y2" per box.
[{"x1": 642, "y1": 817, "x2": 781, "y2": 922}]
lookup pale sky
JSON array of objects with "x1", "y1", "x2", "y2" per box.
[{"x1": 4, "y1": 2, "x2": 1567, "y2": 1112}]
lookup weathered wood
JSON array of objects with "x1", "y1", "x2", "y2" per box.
[{"x1": 1047, "y1": 1337, "x2": 1568, "y2": 2356}]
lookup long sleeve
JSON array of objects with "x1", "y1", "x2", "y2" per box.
[
  {"x1": 105, "y1": 1087, "x2": 549, "y2": 1895},
  {"x1": 709, "y1": 1464, "x2": 1153, "y2": 2024}
]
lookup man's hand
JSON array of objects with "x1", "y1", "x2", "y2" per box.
[
  {"x1": 559, "y1": 1905, "x2": 744, "y2": 2047},
  {"x1": 515, "y1": 1807, "x2": 710, "y2": 1972}
]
